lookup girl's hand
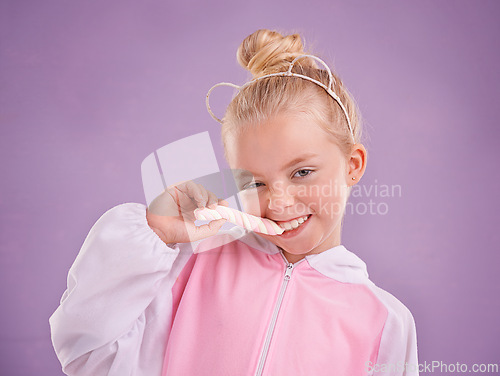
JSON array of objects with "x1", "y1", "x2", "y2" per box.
[{"x1": 146, "y1": 180, "x2": 230, "y2": 244}]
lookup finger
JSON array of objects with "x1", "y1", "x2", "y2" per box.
[
  {"x1": 148, "y1": 188, "x2": 181, "y2": 217},
  {"x1": 218, "y1": 199, "x2": 230, "y2": 207},
  {"x1": 183, "y1": 181, "x2": 207, "y2": 208},
  {"x1": 166, "y1": 184, "x2": 191, "y2": 208},
  {"x1": 169, "y1": 186, "x2": 183, "y2": 216},
  {"x1": 206, "y1": 190, "x2": 219, "y2": 208},
  {"x1": 195, "y1": 183, "x2": 209, "y2": 208},
  {"x1": 188, "y1": 218, "x2": 227, "y2": 243}
]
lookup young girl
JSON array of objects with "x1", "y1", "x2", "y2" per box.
[{"x1": 49, "y1": 29, "x2": 419, "y2": 376}]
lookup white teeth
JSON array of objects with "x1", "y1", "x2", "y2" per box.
[{"x1": 279, "y1": 215, "x2": 310, "y2": 232}]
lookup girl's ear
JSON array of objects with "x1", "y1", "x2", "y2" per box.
[{"x1": 347, "y1": 143, "x2": 368, "y2": 184}]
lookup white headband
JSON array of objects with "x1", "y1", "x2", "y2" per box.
[{"x1": 205, "y1": 54, "x2": 355, "y2": 143}]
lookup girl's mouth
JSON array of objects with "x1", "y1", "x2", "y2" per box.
[{"x1": 275, "y1": 214, "x2": 312, "y2": 238}]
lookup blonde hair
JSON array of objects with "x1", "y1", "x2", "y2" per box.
[{"x1": 221, "y1": 28, "x2": 365, "y2": 165}]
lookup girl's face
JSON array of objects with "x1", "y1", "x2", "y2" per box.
[{"x1": 228, "y1": 113, "x2": 353, "y2": 263}]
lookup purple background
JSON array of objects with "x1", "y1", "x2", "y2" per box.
[{"x1": 1, "y1": 0, "x2": 499, "y2": 375}]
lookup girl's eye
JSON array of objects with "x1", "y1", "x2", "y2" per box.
[
  {"x1": 294, "y1": 169, "x2": 314, "y2": 178},
  {"x1": 243, "y1": 181, "x2": 263, "y2": 190},
  {"x1": 241, "y1": 170, "x2": 313, "y2": 190}
]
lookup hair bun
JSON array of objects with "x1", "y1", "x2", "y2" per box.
[{"x1": 236, "y1": 29, "x2": 317, "y2": 78}]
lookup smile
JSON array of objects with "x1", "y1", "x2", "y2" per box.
[{"x1": 275, "y1": 214, "x2": 312, "y2": 232}]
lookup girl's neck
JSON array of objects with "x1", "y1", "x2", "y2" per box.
[{"x1": 279, "y1": 244, "x2": 341, "y2": 264}]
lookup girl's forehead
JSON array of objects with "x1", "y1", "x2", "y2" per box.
[
  {"x1": 235, "y1": 116, "x2": 334, "y2": 152},
  {"x1": 227, "y1": 118, "x2": 341, "y2": 174}
]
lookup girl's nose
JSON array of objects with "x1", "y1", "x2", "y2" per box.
[{"x1": 267, "y1": 182, "x2": 295, "y2": 212}]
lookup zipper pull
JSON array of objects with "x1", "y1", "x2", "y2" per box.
[{"x1": 284, "y1": 263, "x2": 293, "y2": 280}]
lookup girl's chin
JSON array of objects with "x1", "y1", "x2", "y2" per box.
[
  {"x1": 256, "y1": 221, "x2": 316, "y2": 253},
  {"x1": 266, "y1": 237, "x2": 315, "y2": 256}
]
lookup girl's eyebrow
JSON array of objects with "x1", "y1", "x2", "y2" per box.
[
  {"x1": 281, "y1": 153, "x2": 319, "y2": 170},
  {"x1": 231, "y1": 153, "x2": 319, "y2": 180}
]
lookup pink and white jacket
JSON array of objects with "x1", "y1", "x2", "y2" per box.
[{"x1": 49, "y1": 203, "x2": 419, "y2": 376}]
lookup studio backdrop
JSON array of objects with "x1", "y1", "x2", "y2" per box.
[{"x1": 1, "y1": 1, "x2": 499, "y2": 375}]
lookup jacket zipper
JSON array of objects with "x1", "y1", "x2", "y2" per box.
[{"x1": 255, "y1": 250, "x2": 305, "y2": 376}]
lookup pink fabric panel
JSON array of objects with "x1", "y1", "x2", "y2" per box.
[
  {"x1": 263, "y1": 263, "x2": 387, "y2": 375},
  {"x1": 162, "y1": 242, "x2": 284, "y2": 375},
  {"x1": 162, "y1": 239, "x2": 388, "y2": 376}
]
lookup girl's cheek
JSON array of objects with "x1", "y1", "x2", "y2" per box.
[
  {"x1": 301, "y1": 185, "x2": 344, "y2": 217},
  {"x1": 237, "y1": 190, "x2": 265, "y2": 217}
]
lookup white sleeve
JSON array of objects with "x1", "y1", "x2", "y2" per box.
[
  {"x1": 369, "y1": 285, "x2": 420, "y2": 376},
  {"x1": 48, "y1": 202, "x2": 195, "y2": 376}
]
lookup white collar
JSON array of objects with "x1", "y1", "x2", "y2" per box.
[
  {"x1": 235, "y1": 228, "x2": 371, "y2": 284},
  {"x1": 305, "y1": 245, "x2": 370, "y2": 284}
]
